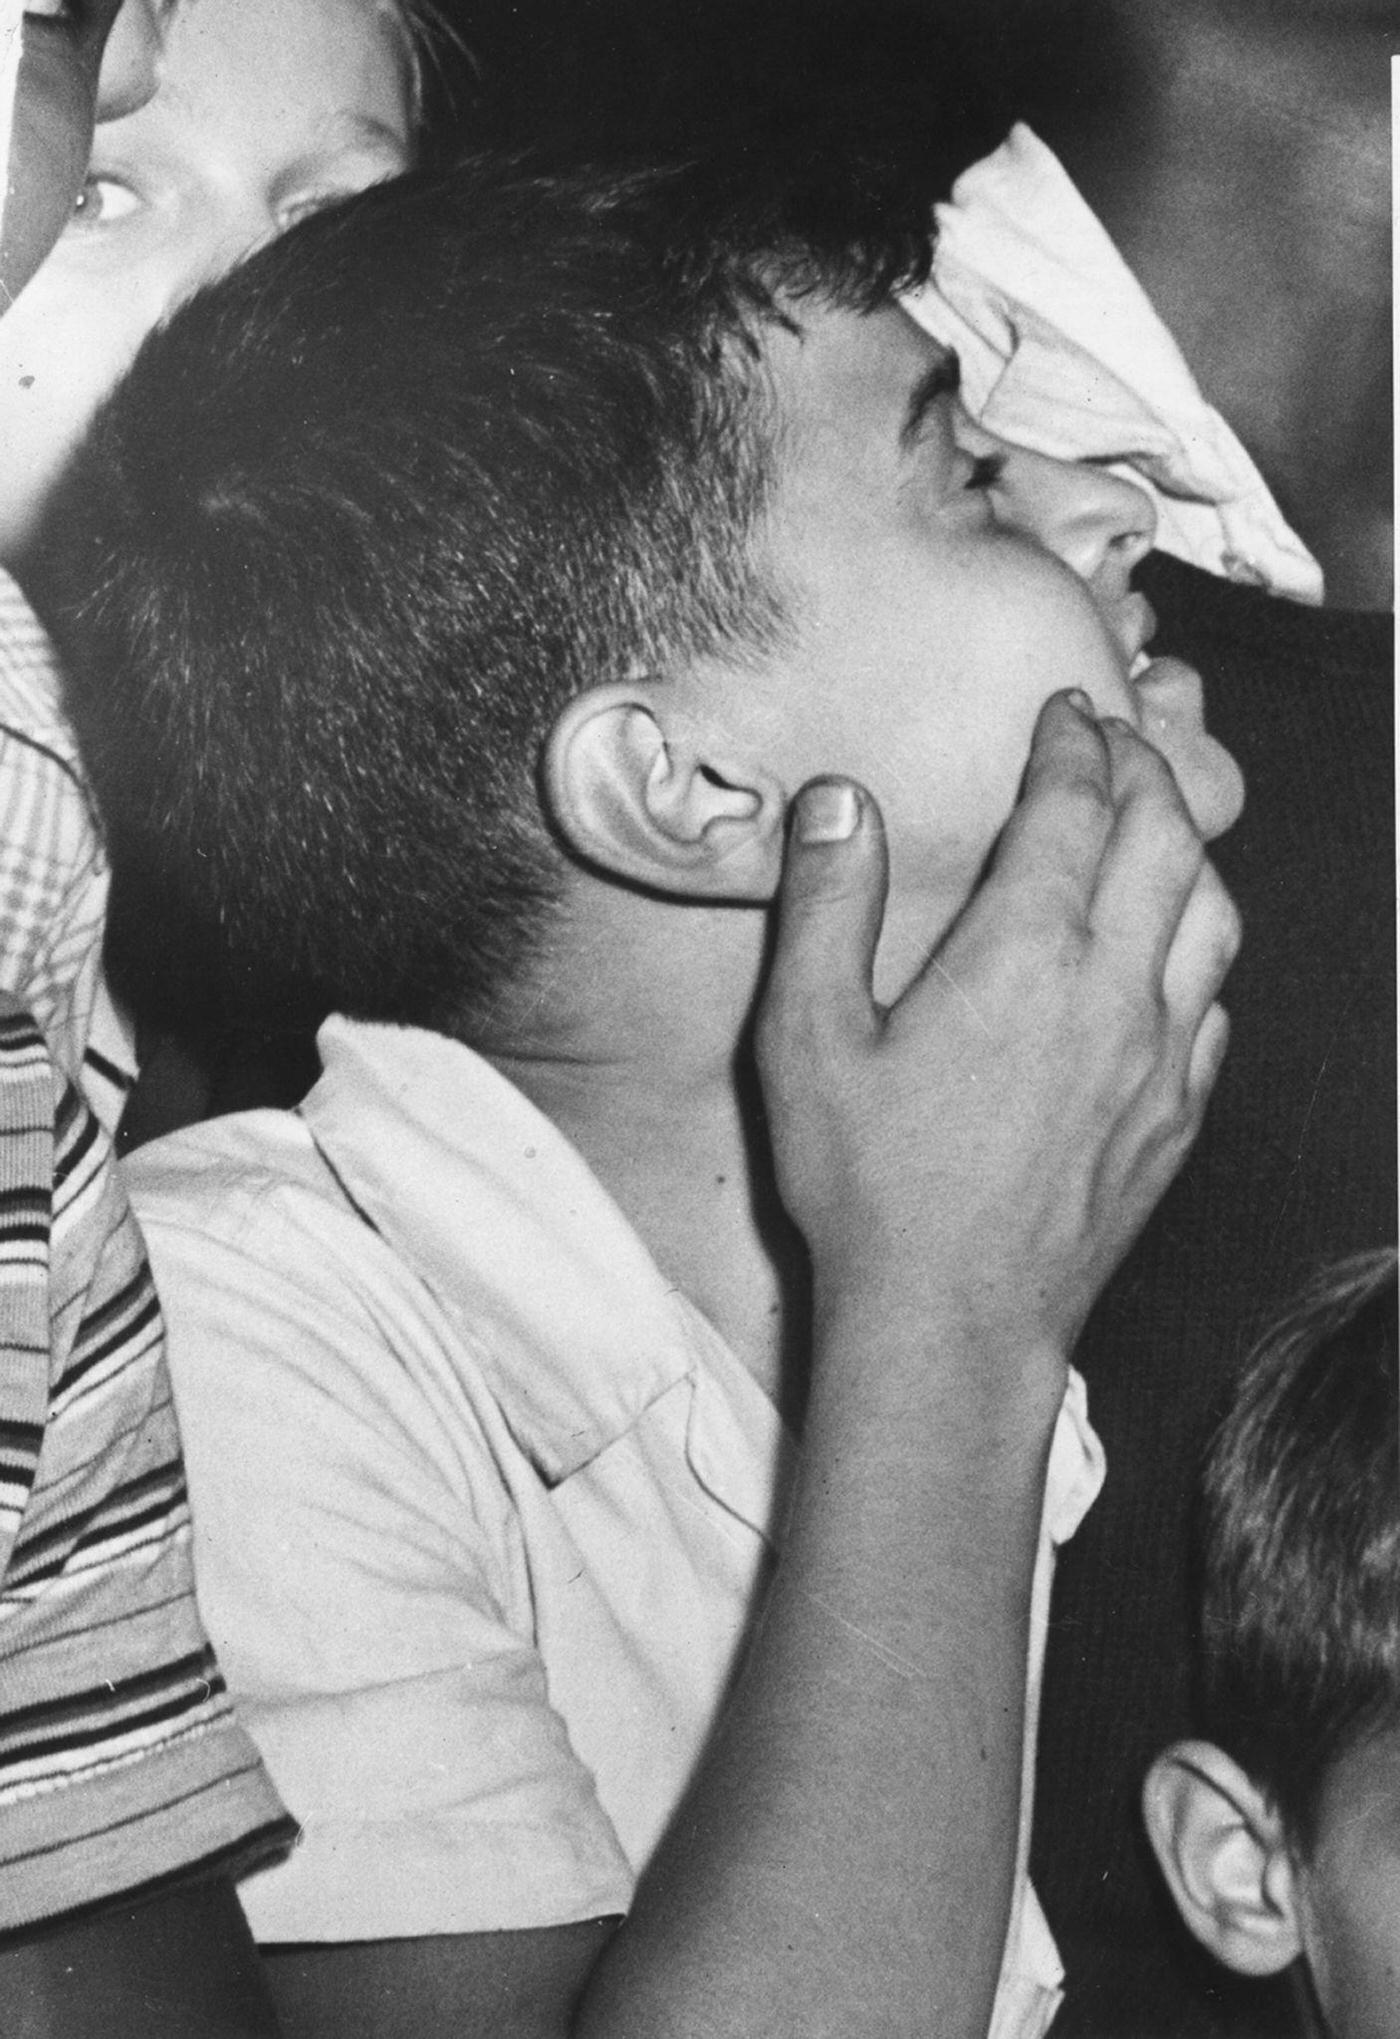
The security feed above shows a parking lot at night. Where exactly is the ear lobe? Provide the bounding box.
[1143,1741,1303,1979]
[544,684,785,899]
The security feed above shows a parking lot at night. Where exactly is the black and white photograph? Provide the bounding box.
[0,4,1394,2035]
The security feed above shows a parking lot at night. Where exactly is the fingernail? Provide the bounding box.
[796,781,859,843]
[1065,689,1093,713]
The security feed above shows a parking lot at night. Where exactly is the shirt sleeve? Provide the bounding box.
[0,582,137,1126]
[0,1005,293,1935]
[132,1142,635,1945]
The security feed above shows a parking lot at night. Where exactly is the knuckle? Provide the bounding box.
[1119,731,1195,825]
[1056,768,1115,827]
[1144,795,1205,881]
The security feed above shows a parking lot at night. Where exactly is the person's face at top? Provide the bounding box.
[1,1,163,303]
[0,0,414,566]
[676,301,1245,999]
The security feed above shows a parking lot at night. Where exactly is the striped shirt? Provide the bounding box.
[0,1002,292,1932]
[0,571,136,1132]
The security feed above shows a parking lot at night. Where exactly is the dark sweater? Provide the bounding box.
[1031,555,1396,2037]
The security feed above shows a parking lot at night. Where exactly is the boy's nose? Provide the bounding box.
[996,441,1157,601]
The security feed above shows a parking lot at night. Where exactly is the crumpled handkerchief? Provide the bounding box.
[902,123,1323,605]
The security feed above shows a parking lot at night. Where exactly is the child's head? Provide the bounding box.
[47,150,1242,1037]
[0,0,437,566]
[1145,1252,1400,2039]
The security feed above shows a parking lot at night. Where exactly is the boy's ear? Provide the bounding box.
[1143,1741,1304,1979]
[543,684,786,899]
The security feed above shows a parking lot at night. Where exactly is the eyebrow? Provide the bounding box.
[899,349,961,450]
[315,111,412,154]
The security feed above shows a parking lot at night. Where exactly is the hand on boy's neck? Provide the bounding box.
[479,703,1238,1430]
[481,688,978,1413]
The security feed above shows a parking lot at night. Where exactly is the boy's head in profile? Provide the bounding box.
[47,152,1243,1053]
[1144,1253,1400,2039]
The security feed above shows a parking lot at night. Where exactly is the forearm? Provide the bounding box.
[0,1882,281,2039]
[578,1282,1062,2039]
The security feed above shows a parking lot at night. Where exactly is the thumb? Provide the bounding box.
[759,779,888,1062]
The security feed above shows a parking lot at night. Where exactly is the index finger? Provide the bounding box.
[1090,720,1210,982]
[982,690,1114,923]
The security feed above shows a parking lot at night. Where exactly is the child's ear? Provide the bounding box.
[543,684,786,899]
[1143,1741,1304,1979]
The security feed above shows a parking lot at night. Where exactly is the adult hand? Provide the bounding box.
[757,689,1240,1369]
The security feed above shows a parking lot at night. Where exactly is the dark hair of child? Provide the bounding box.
[1195,1250,1399,1854]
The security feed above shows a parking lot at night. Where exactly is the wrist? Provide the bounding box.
[808,1270,1072,1450]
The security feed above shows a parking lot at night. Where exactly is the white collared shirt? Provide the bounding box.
[131,1016,1103,2038]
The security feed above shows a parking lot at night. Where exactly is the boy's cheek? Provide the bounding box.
[1298,1737,1400,2039]
[1300,1870,1400,2039]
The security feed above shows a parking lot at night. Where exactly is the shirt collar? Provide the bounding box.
[299,1016,697,1484]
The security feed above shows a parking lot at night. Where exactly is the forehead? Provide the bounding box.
[764,299,946,450]
[746,300,961,598]
[149,0,411,136]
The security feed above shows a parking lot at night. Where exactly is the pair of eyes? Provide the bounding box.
[67,172,362,234]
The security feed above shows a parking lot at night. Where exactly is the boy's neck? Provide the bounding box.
[478,888,810,1421]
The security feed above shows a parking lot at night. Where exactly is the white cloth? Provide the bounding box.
[903,124,1323,605]
[131,1016,1105,2039]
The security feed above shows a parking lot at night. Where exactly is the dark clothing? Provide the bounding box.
[1032,556,1396,2037]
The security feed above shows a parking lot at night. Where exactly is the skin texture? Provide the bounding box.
[1294,1728,1400,2039]
[3,1880,281,2038]
[0,0,414,563]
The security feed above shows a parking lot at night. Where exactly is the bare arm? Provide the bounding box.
[267,696,1239,2039]
[1,1880,281,2038]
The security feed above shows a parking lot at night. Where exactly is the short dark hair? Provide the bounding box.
[1195,1250,1400,1853]
[46,149,934,1034]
